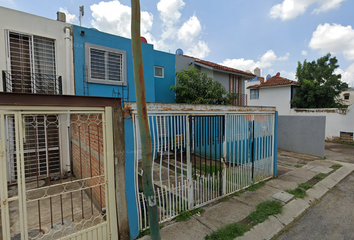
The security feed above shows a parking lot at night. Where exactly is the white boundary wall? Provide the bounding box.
[290,104,354,140]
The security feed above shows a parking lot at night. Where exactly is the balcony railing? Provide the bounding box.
[233,93,247,106]
[2,71,62,94]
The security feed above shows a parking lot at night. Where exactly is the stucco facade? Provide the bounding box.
[0,6,74,94]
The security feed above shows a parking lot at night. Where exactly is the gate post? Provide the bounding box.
[186,116,194,209]
[222,115,227,196]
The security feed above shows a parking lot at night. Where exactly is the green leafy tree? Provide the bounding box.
[291,53,346,108]
[170,67,237,105]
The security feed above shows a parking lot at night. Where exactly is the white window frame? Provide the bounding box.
[250,89,259,99]
[85,43,127,86]
[154,66,164,78]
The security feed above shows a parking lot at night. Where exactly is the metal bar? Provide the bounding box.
[251,120,255,182]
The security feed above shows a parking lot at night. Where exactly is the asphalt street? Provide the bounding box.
[276,171,354,240]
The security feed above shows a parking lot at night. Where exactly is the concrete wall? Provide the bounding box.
[0,7,73,94]
[73,25,175,103]
[213,71,229,92]
[290,105,354,141]
[278,116,326,157]
[175,55,195,73]
[247,85,292,115]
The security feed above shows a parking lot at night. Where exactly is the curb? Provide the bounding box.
[236,161,354,240]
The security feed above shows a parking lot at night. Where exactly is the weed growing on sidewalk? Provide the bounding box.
[205,200,282,240]
[205,222,250,240]
[330,164,342,170]
[247,181,265,191]
[286,183,312,198]
[247,200,282,225]
[175,208,205,222]
[286,187,306,198]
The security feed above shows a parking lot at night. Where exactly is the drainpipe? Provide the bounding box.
[64,26,72,95]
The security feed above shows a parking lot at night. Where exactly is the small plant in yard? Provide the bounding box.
[247,200,282,225]
[174,208,205,222]
[295,165,302,168]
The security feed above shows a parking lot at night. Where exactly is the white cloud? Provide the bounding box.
[336,63,354,87]
[279,70,296,80]
[90,1,153,39]
[185,40,210,59]
[309,23,354,60]
[301,50,308,56]
[270,0,347,20]
[59,7,77,24]
[89,0,210,58]
[178,15,201,45]
[157,0,185,24]
[221,50,290,76]
[221,50,289,71]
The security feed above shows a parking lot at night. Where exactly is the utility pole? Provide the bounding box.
[131,1,161,239]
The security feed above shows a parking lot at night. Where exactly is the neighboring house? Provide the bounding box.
[246,73,300,115]
[0,7,74,183]
[72,25,176,103]
[176,54,256,106]
[340,87,354,106]
[0,7,74,95]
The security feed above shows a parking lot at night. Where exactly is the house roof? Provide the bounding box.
[183,55,256,77]
[247,75,300,89]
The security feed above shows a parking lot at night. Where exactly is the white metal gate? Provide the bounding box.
[127,102,276,231]
[0,107,117,240]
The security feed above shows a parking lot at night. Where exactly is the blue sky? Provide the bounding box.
[1,0,353,86]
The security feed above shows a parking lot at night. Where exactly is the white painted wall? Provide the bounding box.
[246,82,292,115]
[0,7,73,94]
[340,89,354,106]
[290,106,354,140]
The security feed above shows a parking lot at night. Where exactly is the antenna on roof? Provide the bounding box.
[79,5,84,26]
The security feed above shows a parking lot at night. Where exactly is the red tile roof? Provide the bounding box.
[247,75,300,89]
[184,55,256,77]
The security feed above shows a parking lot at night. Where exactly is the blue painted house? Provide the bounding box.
[73,25,175,103]
[72,25,176,239]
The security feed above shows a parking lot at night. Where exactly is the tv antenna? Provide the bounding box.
[79,5,84,26]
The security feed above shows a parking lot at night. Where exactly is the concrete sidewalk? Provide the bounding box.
[139,149,354,240]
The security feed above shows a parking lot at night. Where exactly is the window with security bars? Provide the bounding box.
[85,43,127,85]
[6,31,58,94]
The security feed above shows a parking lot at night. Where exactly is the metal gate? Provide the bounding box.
[0,107,118,240]
[128,102,276,232]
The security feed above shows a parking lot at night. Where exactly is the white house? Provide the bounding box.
[340,87,354,106]
[0,6,74,95]
[0,7,74,182]
[246,73,300,115]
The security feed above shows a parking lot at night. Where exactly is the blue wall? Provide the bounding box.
[72,25,176,103]
[72,25,176,239]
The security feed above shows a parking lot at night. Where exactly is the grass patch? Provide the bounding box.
[247,200,282,225]
[194,164,222,175]
[174,208,205,222]
[298,183,312,190]
[313,173,329,181]
[295,165,302,168]
[330,164,342,170]
[246,181,265,191]
[232,189,245,197]
[205,222,250,240]
[286,187,306,199]
[286,183,312,199]
[206,200,282,240]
